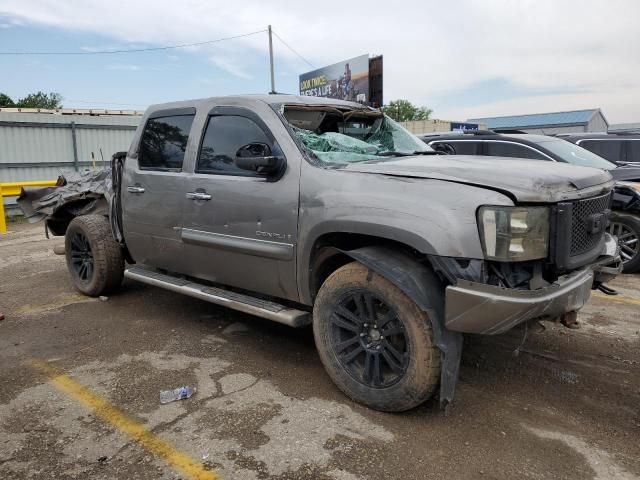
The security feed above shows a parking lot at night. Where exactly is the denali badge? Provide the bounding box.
[256,231,291,241]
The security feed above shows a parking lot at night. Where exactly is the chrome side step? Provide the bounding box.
[124,267,311,328]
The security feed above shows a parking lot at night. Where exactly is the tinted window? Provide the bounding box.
[625,140,640,162]
[431,140,480,155]
[485,141,549,160]
[196,115,274,175]
[138,115,194,170]
[536,139,615,170]
[579,140,623,162]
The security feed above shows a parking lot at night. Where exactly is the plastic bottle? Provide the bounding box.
[160,386,196,404]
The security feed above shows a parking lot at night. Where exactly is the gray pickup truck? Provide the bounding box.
[37,95,622,412]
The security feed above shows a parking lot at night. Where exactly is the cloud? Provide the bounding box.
[0,0,638,121]
[209,56,252,80]
[107,63,141,71]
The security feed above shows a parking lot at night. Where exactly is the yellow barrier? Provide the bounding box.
[0,180,58,234]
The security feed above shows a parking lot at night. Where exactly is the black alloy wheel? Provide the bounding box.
[330,291,409,388]
[69,231,94,283]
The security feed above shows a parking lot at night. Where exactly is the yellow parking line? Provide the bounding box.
[592,292,640,306]
[31,361,219,480]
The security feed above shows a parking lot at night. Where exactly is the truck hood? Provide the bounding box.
[342,155,614,202]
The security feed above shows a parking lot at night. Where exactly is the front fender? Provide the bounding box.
[339,245,463,409]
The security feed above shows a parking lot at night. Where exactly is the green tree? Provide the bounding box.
[15,91,63,109]
[0,93,15,107]
[381,99,433,122]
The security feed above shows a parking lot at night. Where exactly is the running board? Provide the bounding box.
[124,267,311,328]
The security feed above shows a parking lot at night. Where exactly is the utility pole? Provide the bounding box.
[268,25,276,94]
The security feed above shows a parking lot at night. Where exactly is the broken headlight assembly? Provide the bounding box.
[478,206,550,261]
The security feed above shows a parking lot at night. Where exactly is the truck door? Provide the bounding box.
[122,109,196,273]
[180,105,300,301]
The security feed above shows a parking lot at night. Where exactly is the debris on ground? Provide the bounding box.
[99,296,109,302]
[159,385,197,404]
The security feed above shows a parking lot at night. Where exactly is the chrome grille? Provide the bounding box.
[569,192,612,257]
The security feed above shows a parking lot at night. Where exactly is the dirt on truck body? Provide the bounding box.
[19,94,622,412]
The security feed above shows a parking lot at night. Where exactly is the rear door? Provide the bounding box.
[122,109,195,273]
[624,139,640,163]
[180,104,300,301]
[577,139,625,164]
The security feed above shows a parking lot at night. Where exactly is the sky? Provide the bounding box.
[1,0,639,123]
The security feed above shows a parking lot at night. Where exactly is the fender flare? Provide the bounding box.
[338,245,463,408]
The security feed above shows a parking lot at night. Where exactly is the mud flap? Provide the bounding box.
[339,246,463,408]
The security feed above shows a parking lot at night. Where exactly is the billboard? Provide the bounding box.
[299,54,370,104]
[450,122,479,132]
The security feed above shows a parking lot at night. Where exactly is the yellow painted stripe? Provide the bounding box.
[592,292,640,306]
[31,361,219,480]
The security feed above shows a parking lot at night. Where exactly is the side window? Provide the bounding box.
[579,140,623,162]
[196,115,275,175]
[432,140,480,155]
[625,140,640,162]
[138,115,195,170]
[485,142,548,160]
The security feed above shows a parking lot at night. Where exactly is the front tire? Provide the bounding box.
[313,262,441,412]
[65,215,124,296]
[609,212,640,273]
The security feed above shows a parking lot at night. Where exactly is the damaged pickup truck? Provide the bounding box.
[20,95,622,412]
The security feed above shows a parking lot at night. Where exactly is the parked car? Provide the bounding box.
[20,96,621,412]
[558,132,640,167]
[421,131,640,272]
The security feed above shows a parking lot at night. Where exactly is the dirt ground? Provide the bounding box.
[1,222,639,480]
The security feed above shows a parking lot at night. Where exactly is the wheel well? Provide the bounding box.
[45,198,109,236]
[309,233,427,300]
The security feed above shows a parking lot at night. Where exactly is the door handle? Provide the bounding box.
[127,186,145,194]
[186,191,212,201]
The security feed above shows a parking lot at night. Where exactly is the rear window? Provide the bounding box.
[579,139,623,163]
[138,115,195,170]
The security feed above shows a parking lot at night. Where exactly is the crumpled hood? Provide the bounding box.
[342,155,614,202]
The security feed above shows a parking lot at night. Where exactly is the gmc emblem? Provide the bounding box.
[586,212,606,235]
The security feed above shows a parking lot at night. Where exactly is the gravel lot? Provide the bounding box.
[1,222,639,480]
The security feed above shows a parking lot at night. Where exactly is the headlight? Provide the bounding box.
[478,206,549,261]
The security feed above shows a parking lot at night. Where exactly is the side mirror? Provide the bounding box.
[234,143,284,175]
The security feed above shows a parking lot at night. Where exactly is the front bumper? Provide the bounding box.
[444,234,621,335]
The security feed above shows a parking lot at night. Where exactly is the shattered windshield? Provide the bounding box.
[280,105,435,165]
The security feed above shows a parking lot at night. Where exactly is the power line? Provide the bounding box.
[271,30,315,68]
[0,29,267,55]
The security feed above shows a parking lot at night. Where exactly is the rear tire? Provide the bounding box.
[609,212,640,273]
[65,215,124,296]
[313,262,441,412]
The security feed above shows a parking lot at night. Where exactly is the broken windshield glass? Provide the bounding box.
[286,109,434,165]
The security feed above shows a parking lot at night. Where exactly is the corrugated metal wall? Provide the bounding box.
[0,112,141,183]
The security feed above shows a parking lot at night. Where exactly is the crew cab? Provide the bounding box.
[25,95,622,412]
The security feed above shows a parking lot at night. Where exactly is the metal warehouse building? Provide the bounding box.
[0,108,142,213]
[467,109,609,134]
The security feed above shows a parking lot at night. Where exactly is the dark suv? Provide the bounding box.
[559,132,640,166]
[421,131,640,272]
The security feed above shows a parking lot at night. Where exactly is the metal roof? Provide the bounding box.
[467,109,602,129]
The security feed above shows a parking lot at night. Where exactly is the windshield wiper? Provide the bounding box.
[411,150,439,156]
[376,150,439,157]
